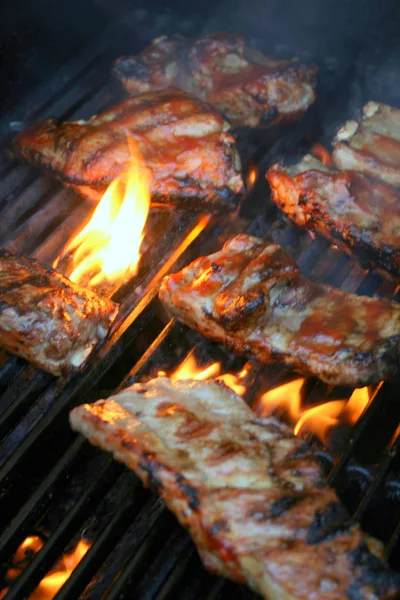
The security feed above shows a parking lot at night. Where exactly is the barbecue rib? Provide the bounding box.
[12,90,243,211]
[0,249,118,376]
[159,234,400,386]
[70,377,400,600]
[267,154,400,280]
[333,101,400,187]
[113,33,317,128]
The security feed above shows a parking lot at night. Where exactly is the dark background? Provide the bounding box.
[0,0,399,115]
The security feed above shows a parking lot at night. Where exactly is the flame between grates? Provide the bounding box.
[0,12,400,600]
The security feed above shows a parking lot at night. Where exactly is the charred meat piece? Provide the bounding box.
[333,101,400,187]
[159,234,400,386]
[12,90,243,211]
[0,249,118,376]
[267,154,400,280]
[113,33,317,128]
[70,377,400,600]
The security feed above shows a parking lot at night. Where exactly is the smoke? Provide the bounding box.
[1,0,399,128]
[200,0,400,140]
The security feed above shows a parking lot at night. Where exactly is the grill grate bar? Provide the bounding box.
[132,529,192,600]
[0,296,156,486]
[3,456,121,600]
[204,579,225,600]
[353,434,400,521]
[328,383,388,484]
[4,189,83,257]
[0,369,53,439]
[0,210,217,463]
[32,196,97,264]
[0,174,53,229]
[100,500,170,600]
[53,477,144,600]
[0,436,85,559]
[385,509,400,559]
[153,546,198,600]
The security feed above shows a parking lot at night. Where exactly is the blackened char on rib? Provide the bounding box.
[0,248,118,375]
[159,234,400,386]
[267,154,400,281]
[70,377,400,600]
[113,32,317,128]
[12,89,244,212]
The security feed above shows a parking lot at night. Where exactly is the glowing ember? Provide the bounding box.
[257,380,371,445]
[247,168,257,188]
[55,138,151,288]
[312,143,333,166]
[1,537,90,600]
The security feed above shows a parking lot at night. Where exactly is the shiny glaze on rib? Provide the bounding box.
[0,248,117,375]
[70,377,400,599]
[333,102,400,187]
[113,32,317,128]
[13,89,243,211]
[267,155,400,280]
[159,234,400,386]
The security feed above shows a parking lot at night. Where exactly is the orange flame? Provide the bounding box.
[168,354,222,382]
[342,386,370,424]
[257,378,305,420]
[216,368,247,396]
[294,400,346,437]
[32,540,90,599]
[257,380,371,445]
[160,355,248,395]
[312,143,333,166]
[55,139,151,288]
[1,537,90,600]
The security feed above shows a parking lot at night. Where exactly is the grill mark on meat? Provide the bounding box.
[333,102,400,187]
[156,401,215,439]
[267,155,400,281]
[12,89,243,211]
[0,249,117,375]
[207,519,230,535]
[347,542,400,600]
[270,495,304,518]
[113,32,317,128]
[216,289,266,331]
[176,473,201,510]
[70,378,400,600]
[159,234,400,386]
[307,502,354,544]
[138,455,164,493]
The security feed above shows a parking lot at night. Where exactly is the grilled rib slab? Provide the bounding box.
[0,249,118,375]
[12,89,243,211]
[333,101,400,187]
[70,377,400,599]
[159,234,400,386]
[113,33,317,128]
[267,154,400,280]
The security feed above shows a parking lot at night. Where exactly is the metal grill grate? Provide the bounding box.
[0,12,399,600]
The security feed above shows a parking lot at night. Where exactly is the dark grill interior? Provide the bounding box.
[1,7,400,599]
